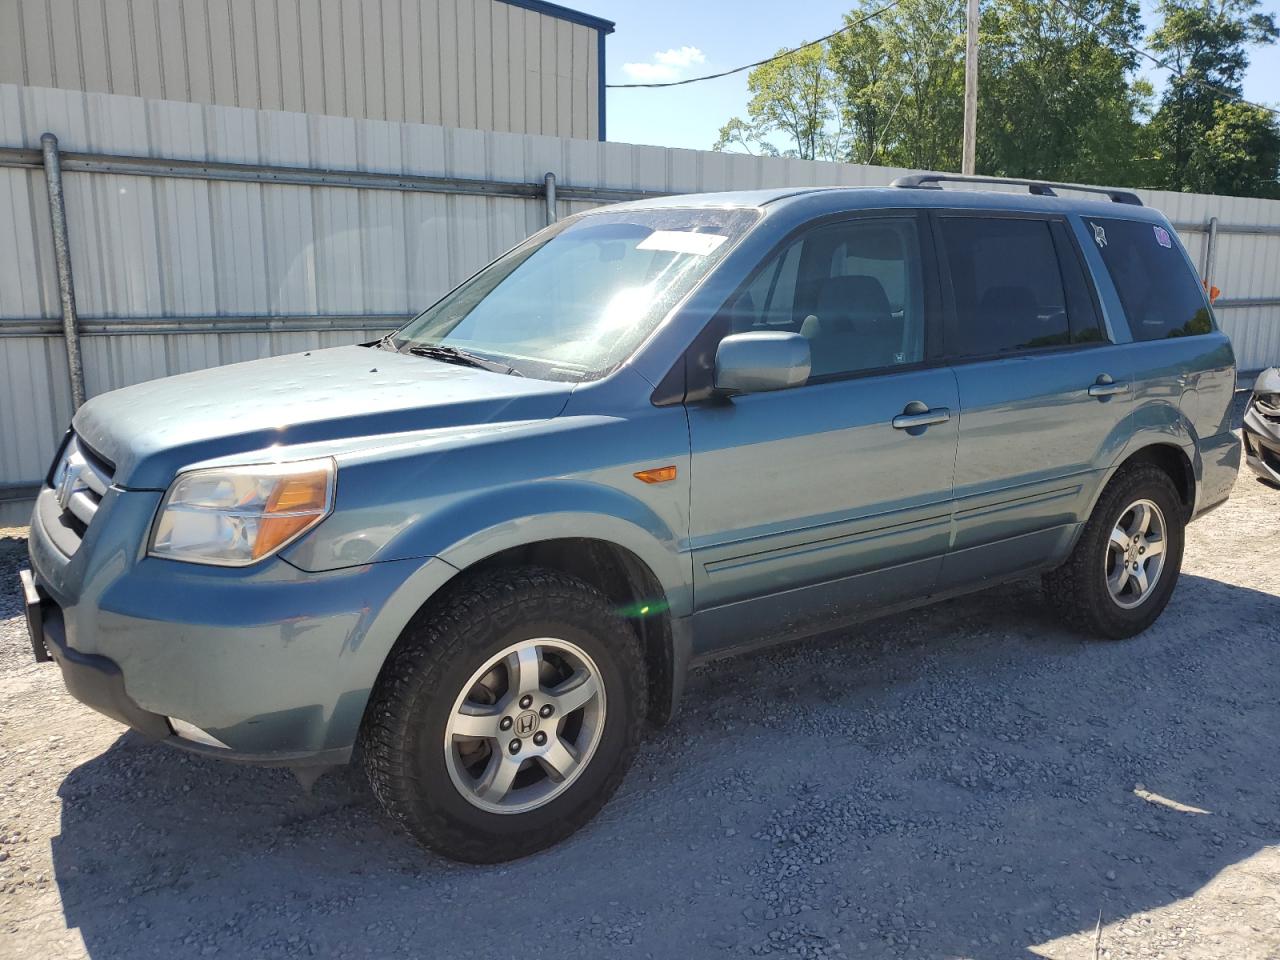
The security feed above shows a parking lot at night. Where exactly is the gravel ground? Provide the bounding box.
[1,449,1277,959]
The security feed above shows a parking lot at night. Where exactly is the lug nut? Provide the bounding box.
[508,739,521,755]
[533,732,547,746]
[539,704,554,718]
[519,694,534,709]
[499,716,513,731]
[1138,546,1146,554]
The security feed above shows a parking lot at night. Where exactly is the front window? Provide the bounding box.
[393,207,760,380]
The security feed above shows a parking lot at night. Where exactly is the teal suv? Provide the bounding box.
[21,175,1239,861]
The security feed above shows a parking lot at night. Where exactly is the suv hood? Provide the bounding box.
[73,345,573,488]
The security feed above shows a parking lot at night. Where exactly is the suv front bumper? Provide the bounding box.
[22,568,170,739]
[1242,401,1280,486]
[25,485,450,765]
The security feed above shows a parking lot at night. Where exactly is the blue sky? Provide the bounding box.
[589,0,1280,153]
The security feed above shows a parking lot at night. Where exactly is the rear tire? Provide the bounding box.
[360,567,646,863]
[1042,464,1185,640]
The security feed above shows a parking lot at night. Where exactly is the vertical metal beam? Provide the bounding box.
[544,171,558,225]
[1204,216,1219,288]
[40,132,86,410]
[597,28,608,141]
[962,0,979,175]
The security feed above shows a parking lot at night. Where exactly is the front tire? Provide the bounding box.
[360,567,646,863]
[1042,464,1186,640]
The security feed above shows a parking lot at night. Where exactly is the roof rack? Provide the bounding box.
[889,173,1143,207]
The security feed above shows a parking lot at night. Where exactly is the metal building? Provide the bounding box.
[0,0,614,140]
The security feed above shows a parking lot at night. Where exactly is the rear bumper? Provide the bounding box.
[1192,429,1241,518]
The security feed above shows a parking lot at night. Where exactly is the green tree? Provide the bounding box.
[713,43,845,160]
[829,0,967,170]
[1147,0,1279,193]
[977,0,1152,185]
[827,11,896,165]
[1190,100,1280,196]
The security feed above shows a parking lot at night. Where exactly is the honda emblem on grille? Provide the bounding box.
[56,456,85,513]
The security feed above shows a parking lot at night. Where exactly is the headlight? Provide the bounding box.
[149,458,335,566]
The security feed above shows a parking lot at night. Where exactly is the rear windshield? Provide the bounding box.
[394,207,759,381]
[1084,217,1213,340]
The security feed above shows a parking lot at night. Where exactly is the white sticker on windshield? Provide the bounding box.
[636,231,728,256]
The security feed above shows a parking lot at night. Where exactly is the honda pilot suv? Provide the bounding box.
[21,175,1240,862]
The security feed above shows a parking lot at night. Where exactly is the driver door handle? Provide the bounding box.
[1088,374,1130,398]
[892,402,951,430]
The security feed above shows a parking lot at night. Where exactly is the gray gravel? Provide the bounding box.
[1,457,1278,960]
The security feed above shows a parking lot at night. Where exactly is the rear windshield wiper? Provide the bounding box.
[402,343,522,376]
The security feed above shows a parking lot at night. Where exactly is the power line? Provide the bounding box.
[1049,0,1280,117]
[605,0,904,89]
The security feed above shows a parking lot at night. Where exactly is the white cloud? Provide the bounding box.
[621,46,707,83]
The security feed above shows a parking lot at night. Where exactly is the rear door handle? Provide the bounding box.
[1088,375,1130,398]
[892,402,951,430]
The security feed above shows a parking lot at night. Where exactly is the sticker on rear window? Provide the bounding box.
[1153,225,1172,248]
[637,231,728,256]
[1092,223,1107,248]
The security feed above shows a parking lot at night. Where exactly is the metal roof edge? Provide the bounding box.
[496,0,615,33]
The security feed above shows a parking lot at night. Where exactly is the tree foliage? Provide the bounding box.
[713,43,844,160]
[1147,0,1280,194]
[829,0,967,170]
[712,0,1280,198]
[978,0,1150,185]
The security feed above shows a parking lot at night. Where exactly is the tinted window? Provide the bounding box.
[1084,217,1213,340]
[727,218,926,378]
[941,217,1100,357]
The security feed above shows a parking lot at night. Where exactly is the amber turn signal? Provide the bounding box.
[633,465,677,484]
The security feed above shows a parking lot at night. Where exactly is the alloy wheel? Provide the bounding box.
[443,637,606,815]
[1105,498,1168,609]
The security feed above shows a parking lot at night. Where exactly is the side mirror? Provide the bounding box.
[714,332,811,394]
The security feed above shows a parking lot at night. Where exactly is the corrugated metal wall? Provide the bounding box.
[0,0,602,139]
[3,81,1280,523]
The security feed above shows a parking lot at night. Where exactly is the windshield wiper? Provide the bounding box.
[403,343,522,376]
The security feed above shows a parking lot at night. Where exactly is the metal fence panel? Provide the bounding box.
[3,81,1280,522]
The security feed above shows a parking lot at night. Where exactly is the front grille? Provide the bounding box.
[1255,395,1280,422]
[50,433,115,535]
[1261,441,1280,473]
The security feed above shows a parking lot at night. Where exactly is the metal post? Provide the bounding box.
[544,171,557,225]
[1204,216,1219,288]
[40,132,86,410]
[962,0,979,176]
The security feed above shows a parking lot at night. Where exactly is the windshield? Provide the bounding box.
[393,207,760,380]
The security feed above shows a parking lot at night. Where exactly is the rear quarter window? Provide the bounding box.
[1084,217,1213,340]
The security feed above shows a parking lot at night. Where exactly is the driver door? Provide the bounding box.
[684,213,960,656]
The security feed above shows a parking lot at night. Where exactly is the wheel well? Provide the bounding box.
[1118,444,1195,518]
[469,538,677,725]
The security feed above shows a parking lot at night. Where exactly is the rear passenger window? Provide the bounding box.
[725,218,927,378]
[941,217,1101,357]
[1084,217,1213,340]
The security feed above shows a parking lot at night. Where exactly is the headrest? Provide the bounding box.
[814,275,892,333]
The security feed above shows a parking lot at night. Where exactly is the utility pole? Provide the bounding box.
[962,0,979,175]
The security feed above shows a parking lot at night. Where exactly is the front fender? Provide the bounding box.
[415,481,691,618]
[315,481,692,750]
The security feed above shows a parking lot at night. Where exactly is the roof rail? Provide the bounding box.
[889,173,1143,207]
